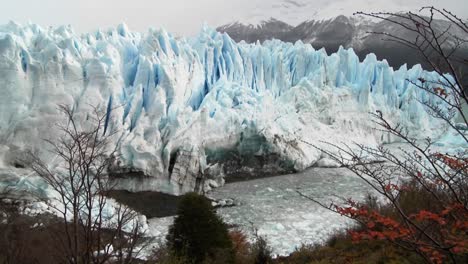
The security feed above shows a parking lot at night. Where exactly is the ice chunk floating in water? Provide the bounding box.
[0,22,461,194]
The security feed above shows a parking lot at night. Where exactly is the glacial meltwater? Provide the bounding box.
[148,167,377,256]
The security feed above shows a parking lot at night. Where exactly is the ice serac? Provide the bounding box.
[0,22,458,195]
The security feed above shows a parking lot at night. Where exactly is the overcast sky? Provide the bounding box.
[0,0,467,36]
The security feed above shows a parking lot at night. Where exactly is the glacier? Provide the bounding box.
[0,22,460,195]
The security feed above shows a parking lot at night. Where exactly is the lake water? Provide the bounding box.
[148,167,377,256]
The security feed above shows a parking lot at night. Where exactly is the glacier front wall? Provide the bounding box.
[0,22,454,194]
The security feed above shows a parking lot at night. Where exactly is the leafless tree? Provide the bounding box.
[299,7,467,263]
[29,105,148,264]
[355,7,468,134]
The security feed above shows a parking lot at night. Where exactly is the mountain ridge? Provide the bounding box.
[217,15,468,85]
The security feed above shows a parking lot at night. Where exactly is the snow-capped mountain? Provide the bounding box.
[227,0,441,27]
[0,22,459,196]
[218,15,468,85]
[218,16,371,51]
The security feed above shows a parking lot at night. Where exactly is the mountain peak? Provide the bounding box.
[225,0,438,27]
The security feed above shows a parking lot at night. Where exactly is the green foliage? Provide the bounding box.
[166,192,234,264]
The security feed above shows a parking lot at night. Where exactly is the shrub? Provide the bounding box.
[229,230,251,264]
[251,235,272,264]
[166,192,234,263]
